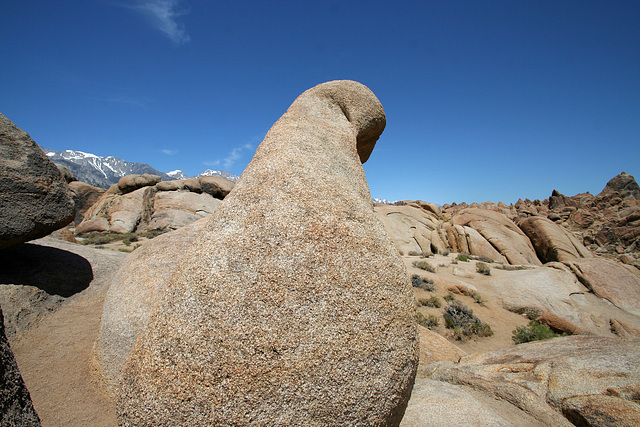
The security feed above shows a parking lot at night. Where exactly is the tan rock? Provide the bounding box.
[562,394,640,427]
[452,208,541,265]
[198,175,235,199]
[68,181,106,224]
[117,173,160,194]
[564,257,640,316]
[535,311,585,335]
[375,205,439,255]
[427,336,640,426]
[119,81,417,426]
[610,318,640,338]
[417,325,465,372]
[519,216,592,263]
[97,217,210,393]
[145,191,221,231]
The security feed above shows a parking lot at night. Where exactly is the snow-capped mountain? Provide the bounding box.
[197,169,239,182]
[167,169,189,180]
[43,149,175,188]
[44,149,239,188]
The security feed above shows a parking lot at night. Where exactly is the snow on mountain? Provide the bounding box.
[43,149,238,188]
[197,169,239,182]
[167,169,189,179]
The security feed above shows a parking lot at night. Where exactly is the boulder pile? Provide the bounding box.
[75,174,234,235]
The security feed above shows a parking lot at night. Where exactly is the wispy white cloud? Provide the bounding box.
[204,143,254,171]
[129,0,190,45]
[162,148,178,155]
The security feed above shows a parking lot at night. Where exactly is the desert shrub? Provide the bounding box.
[408,251,422,257]
[418,296,442,308]
[470,255,494,263]
[411,275,435,292]
[456,253,469,262]
[417,312,440,328]
[476,262,491,276]
[413,260,436,273]
[443,301,493,340]
[79,232,124,245]
[512,321,562,344]
[509,306,542,321]
[471,291,486,305]
[443,292,457,303]
[137,229,167,239]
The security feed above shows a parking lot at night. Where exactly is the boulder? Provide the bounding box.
[55,163,75,183]
[416,326,465,373]
[68,181,106,224]
[374,205,440,255]
[0,305,41,426]
[564,257,640,316]
[426,336,640,426]
[144,191,222,232]
[198,175,235,199]
[562,394,640,426]
[401,378,542,427]
[97,217,210,392]
[451,208,541,265]
[598,171,640,199]
[119,81,417,426]
[0,113,75,249]
[117,173,160,194]
[518,216,592,263]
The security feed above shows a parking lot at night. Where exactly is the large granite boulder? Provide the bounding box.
[0,305,41,426]
[0,113,75,249]
[519,216,592,263]
[118,81,418,425]
[96,217,210,392]
[598,171,640,199]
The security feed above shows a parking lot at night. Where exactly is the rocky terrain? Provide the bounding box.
[1,80,640,427]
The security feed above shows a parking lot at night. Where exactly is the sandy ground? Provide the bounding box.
[8,238,127,427]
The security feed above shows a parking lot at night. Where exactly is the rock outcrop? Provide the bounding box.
[423,336,640,426]
[0,305,41,426]
[118,81,418,425]
[0,113,75,249]
[518,216,592,263]
[75,174,232,235]
[68,181,106,224]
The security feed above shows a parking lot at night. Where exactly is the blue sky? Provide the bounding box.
[2,1,638,204]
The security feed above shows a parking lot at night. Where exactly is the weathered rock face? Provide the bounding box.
[424,336,640,426]
[564,257,640,316]
[519,216,592,263]
[0,305,41,426]
[0,113,75,249]
[599,171,640,199]
[96,217,210,393]
[452,208,541,265]
[75,174,231,235]
[67,181,106,224]
[119,81,417,425]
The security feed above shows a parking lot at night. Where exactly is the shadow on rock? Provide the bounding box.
[0,243,93,297]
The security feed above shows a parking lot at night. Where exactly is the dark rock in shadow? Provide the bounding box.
[0,243,93,297]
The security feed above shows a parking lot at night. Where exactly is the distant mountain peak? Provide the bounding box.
[198,169,239,182]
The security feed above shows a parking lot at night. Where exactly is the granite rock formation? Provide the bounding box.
[118,80,418,426]
[424,336,640,426]
[75,174,232,235]
[96,217,210,393]
[0,113,75,249]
